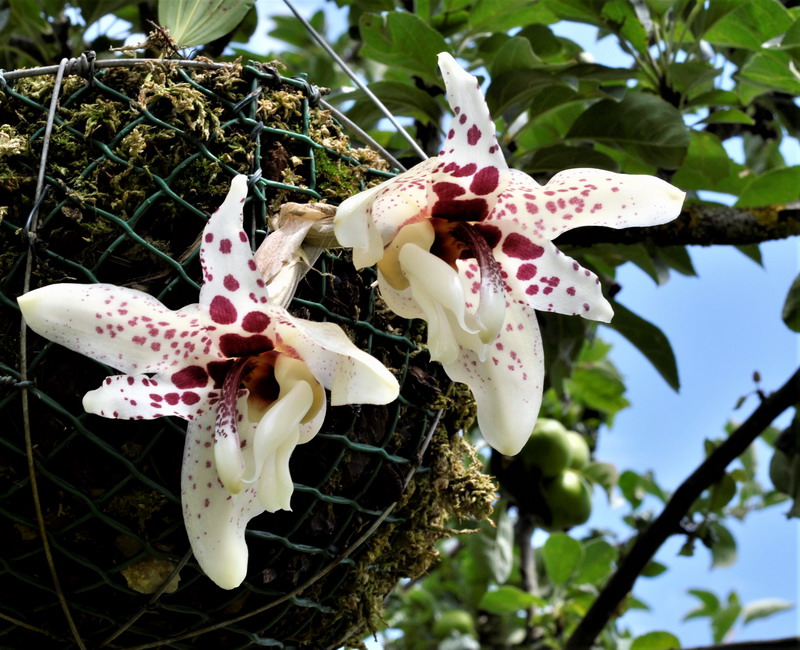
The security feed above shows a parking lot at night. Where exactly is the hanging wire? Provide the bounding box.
[18,58,88,650]
[281,0,429,162]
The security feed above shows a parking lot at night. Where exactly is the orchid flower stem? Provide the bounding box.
[19,57,87,650]
[565,365,800,649]
[281,0,428,162]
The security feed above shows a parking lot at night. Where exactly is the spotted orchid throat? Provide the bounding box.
[334,52,685,457]
[18,175,399,590]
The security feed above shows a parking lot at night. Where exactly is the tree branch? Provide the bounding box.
[680,637,800,650]
[555,205,800,248]
[564,367,800,650]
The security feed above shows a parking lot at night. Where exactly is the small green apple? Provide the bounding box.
[541,469,593,531]
[521,419,572,477]
[565,431,590,470]
[433,609,477,639]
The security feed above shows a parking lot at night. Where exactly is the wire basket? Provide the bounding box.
[0,56,495,649]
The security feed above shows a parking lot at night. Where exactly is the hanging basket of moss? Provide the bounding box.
[0,57,495,649]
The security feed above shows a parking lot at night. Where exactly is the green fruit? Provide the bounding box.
[541,469,593,531]
[433,609,477,639]
[770,449,793,494]
[522,419,572,476]
[565,431,590,470]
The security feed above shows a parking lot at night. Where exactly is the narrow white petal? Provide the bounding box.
[444,299,544,456]
[491,168,685,240]
[252,380,315,513]
[18,283,212,374]
[82,372,211,421]
[271,310,399,406]
[437,53,506,170]
[182,412,262,590]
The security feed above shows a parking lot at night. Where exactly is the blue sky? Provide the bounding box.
[254,1,800,645]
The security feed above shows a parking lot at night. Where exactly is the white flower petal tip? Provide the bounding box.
[333,55,684,457]
[20,174,401,588]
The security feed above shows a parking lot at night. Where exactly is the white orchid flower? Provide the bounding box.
[18,175,399,590]
[334,53,685,457]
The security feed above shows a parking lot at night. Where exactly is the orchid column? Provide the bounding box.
[334,53,685,457]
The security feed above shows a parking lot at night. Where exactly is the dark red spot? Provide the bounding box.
[182,392,201,405]
[164,393,180,405]
[151,342,161,351]
[447,129,455,139]
[444,162,477,178]
[567,287,576,296]
[172,365,209,389]
[223,274,240,291]
[502,233,545,260]
[218,333,273,358]
[516,264,537,281]
[239,231,248,242]
[459,114,467,124]
[132,335,146,345]
[242,311,270,333]
[205,233,213,242]
[526,285,539,295]
[467,124,481,145]
[470,166,499,195]
[472,224,502,249]
[209,295,237,324]
[219,239,232,254]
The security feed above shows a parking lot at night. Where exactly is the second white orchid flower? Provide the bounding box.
[18,175,399,590]
[334,53,685,457]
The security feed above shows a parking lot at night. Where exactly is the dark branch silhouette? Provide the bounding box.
[555,205,800,248]
[565,367,800,649]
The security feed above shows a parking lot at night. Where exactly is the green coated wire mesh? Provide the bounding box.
[0,59,495,649]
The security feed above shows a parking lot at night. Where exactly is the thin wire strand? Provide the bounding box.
[281,0,429,162]
[19,58,88,650]
[321,99,406,171]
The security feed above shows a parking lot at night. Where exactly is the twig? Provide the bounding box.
[555,205,800,248]
[680,637,800,650]
[565,366,800,649]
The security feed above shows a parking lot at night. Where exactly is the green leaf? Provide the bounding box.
[701,108,755,125]
[641,560,668,578]
[469,0,558,33]
[708,473,737,512]
[566,93,689,169]
[741,598,794,624]
[712,591,742,643]
[486,69,563,117]
[630,630,681,650]
[542,533,584,585]
[668,131,743,194]
[782,273,800,332]
[583,462,619,500]
[735,167,800,208]
[739,50,800,97]
[478,585,541,614]
[159,0,257,48]
[574,538,617,585]
[520,144,619,174]
[602,0,651,57]
[490,37,540,78]
[709,522,737,568]
[735,243,763,266]
[567,362,630,415]
[684,588,720,620]
[619,470,645,508]
[702,0,793,49]
[605,301,680,391]
[344,80,443,126]
[358,12,448,85]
